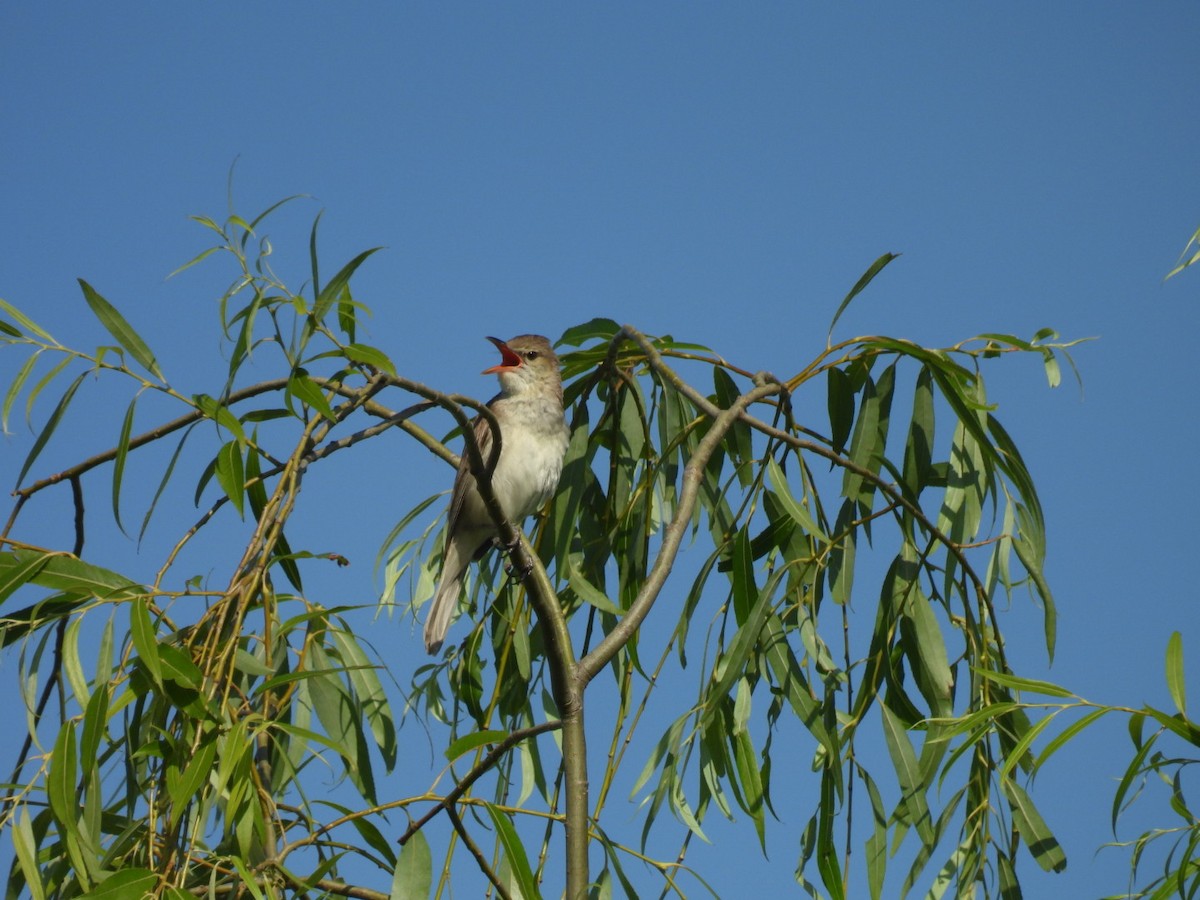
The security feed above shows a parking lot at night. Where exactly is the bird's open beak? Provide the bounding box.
[482,336,523,374]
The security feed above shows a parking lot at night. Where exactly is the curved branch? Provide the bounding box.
[397,720,563,846]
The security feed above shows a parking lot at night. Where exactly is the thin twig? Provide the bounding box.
[397,720,563,846]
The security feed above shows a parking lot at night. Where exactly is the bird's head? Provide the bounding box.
[483,334,561,397]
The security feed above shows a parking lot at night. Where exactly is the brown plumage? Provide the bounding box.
[423,335,569,654]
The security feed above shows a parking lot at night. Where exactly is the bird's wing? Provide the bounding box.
[444,400,501,559]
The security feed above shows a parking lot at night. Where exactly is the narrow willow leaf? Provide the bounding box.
[139,422,196,543]
[330,628,397,768]
[1032,707,1109,773]
[730,525,757,626]
[129,597,162,686]
[15,371,85,489]
[12,808,46,900]
[192,393,246,442]
[829,500,856,606]
[827,366,854,456]
[1002,777,1067,873]
[444,730,509,762]
[78,280,163,380]
[765,456,829,542]
[880,702,935,845]
[80,680,110,766]
[732,729,766,850]
[1166,631,1186,715]
[842,376,880,506]
[858,766,888,900]
[900,592,954,718]
[63,616,90,704]
[485,802,542,900]
[972,667,1074,699]
[111,394,137,534]
[760,615,836,758]
[305,640,376,803]
[0,548,50,603]
[312,248,381,325]
[816,766,846,900]
[345,342,397,376]
[392,830,432,900]
[168,735,217,827]
[0,297,55,342]
[902,365,935,498]
[2,348,42,435]
[558,317,621,347]
[214,439,246,518]
[826,252,899,345]
[0,548,142,601]
[48,723,79,842]
[287,368,336,421]
[568,564,622,615]
[79,870,160,899]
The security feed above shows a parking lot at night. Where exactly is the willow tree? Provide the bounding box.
[1,199,1083,899]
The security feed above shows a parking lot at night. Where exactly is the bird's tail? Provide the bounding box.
[424,530,484,654]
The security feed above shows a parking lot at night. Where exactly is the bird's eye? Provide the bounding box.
[525,350,539,360]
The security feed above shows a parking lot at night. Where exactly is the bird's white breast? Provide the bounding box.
[491,395,570,520]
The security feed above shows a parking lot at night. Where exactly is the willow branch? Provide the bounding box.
[447,804,513,900]
[397,720,563,847]
[576,373,782,686]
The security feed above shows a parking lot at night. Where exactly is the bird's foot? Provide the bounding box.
[498,536,533,582]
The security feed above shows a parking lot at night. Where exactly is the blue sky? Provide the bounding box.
[2,4,1199,897]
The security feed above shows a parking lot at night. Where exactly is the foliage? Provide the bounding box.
[4,195,1168,900]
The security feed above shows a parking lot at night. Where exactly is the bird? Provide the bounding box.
[423,334,570,654]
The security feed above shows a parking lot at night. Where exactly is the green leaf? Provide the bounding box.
[880,701,935,844]
[287,368,336,421]
[78,869,159,899]
[0,548,51,604]
[393,830,432,900]
[130,597,163,686]
[111,394,138,534]
[765,456,829,543]
[214,439,246,517]
[78,280,164,380]
[0,297,55,342]
[2,348,42,435]
[484,802,542,899]
[12,808,46,900]
[900,591,954,718]
[558,317,622,347]
[1003,777,1067,873]
[0,548,143,601]
[15,371,85,489]
[330,628,397,769]
[902,366,935,498]
[48,722,79,845]
[568,563,623,615]
[972,667,1075,699]
[192,393,247,442]
[345,342,397,376]
[445,729,508,762]
[826,366,854,455]
[826,252,899,345]
[730,525,757,626]
[312,248,381,326]
[732,729,766,850]
[1166,631,1186,715]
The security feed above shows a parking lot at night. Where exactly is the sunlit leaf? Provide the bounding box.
[485,802,542,899]
[78,280,164,380]
[1003,777,1067,873]
[15,371,85,489]
[393,830,432,900]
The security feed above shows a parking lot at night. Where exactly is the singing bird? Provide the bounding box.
[423,334,570,654]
